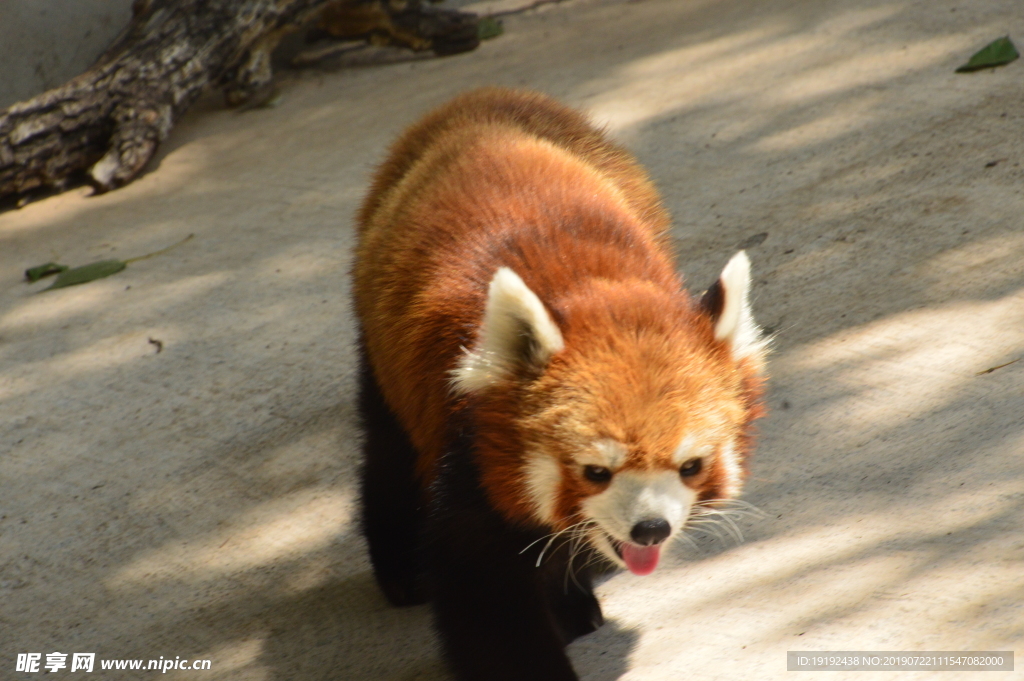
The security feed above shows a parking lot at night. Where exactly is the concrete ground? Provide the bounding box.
[2,0,1022,679]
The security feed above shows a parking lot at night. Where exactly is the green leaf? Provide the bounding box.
[25,262,69,283]
[478,17,504,41]
[956,36,1019,73]
[44,260,127,291]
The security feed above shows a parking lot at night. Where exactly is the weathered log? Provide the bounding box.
[315,0,480,55]
[0,0,479,203]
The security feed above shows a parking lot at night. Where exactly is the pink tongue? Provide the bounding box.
[620,543,661,576]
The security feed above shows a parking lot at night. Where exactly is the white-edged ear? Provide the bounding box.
[701,251,766,361]
[452,267,564,393]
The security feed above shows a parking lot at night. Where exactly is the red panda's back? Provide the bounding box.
[357,87,670,236]
[353,88,676,483]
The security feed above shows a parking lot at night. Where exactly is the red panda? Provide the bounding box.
[353,87,767,681]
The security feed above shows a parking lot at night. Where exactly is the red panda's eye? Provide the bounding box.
[679,458,703,477]
[583,465,612,483]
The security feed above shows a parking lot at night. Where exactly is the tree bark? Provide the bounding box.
[0,0,479,202]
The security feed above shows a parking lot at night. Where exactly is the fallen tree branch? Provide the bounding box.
[0,0,479,203]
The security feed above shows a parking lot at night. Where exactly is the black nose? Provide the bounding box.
[630,518,671,546]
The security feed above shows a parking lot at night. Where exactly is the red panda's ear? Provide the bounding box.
[700,251,767,363]
[452,267,564,393]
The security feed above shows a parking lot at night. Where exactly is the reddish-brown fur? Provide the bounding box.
[354,87,763,529]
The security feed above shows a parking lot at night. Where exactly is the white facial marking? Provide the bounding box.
[576,439,627,470]
[452,268,564,393]
[523,452,562,524]
[716,441,744,499]
[672,433,716,467]
[581,469,697,564]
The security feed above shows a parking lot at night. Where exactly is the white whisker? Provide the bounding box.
[563,522,596,592]
[693,498,765,519]
[679,497,764,550]
[520,516,594,569]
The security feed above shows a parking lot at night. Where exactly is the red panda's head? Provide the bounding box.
[452,252,767,575]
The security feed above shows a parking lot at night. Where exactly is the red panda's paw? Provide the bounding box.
[553,587,605,644]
